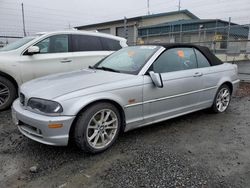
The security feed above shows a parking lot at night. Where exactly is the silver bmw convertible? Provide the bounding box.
[12,44,240,153]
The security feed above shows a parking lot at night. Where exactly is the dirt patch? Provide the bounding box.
[236,82,250,97]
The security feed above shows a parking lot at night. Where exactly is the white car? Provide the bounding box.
[0,31,127,110]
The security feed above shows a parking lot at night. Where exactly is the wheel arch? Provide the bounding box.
[0,71,19,92]
[68,98,126,142]
[220,81,233,94]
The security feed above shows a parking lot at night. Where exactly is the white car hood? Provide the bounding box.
[21,69,135,100]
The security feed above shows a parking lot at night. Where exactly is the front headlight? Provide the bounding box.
[27,98,63,115]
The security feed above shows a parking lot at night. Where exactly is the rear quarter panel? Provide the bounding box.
[201,63,238,105]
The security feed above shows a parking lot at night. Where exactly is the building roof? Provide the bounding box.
[75,9,198,29]
[139,9,198,20]
[139,19,237,29]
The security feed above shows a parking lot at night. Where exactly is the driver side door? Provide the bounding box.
[143,47,204,124]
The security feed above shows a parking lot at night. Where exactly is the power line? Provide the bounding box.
[0,0,249,36]
[1,1,249,22]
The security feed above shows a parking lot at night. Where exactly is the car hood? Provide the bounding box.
[0,49,18,56]
[21,69,136,100]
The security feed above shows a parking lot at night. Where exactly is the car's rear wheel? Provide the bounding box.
[211,84,231,113]
[0,76,17,111]
[74,102,121,154]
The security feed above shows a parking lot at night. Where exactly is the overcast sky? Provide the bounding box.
[0,0,250,38]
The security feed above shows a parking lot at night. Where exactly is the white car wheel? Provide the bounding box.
[0,76,17,111]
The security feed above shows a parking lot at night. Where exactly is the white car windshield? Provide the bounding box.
[0,36,35,52]
[94,46,160,75]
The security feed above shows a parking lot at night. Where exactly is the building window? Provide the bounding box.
[98,28,111,34]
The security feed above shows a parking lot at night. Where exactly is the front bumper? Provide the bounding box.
[12,100,75,146]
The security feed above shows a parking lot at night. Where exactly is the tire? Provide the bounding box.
[211,84,231,113]
[74,102,121,154]
[0,76,17,111]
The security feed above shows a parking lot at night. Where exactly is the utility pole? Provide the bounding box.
[147,0,150,15]
[213,19,218,53]
[178,0,181,11]
[226,17,231,62]
[21,3,27,37]
[123,17,128,40]
[247,23,250,54]
[198,24,204,44]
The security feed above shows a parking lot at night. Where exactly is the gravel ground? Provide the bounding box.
[0,83,250,188]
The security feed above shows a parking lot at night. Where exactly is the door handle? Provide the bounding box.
[60,58,72,63]
[193,72,203,77]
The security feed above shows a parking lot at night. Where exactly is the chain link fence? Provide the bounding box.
[1,20,250,64]
[137,23,250,63]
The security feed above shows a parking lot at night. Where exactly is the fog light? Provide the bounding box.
[48,124,63,128]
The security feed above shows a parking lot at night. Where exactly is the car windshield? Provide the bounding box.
[94,46,160,75]
[0,36,35,52]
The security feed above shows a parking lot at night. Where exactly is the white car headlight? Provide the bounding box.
[27,98,63,115]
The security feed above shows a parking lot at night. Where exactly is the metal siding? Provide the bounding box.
[116,26,135,45]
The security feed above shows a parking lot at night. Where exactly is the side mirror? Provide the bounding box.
[26,46,40,55]
[149,71,163,88]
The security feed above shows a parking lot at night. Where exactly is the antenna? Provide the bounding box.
[178,0,181,11]
[147,0,150,15]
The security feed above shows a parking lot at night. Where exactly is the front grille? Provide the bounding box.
[19,121,43,137]
[20,93,25,106]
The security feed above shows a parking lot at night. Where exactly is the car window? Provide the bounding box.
[0,36,35,52]
[35,35,69,53]
[72,35,102,51]
[100,38,122,51]
[36,38,49,53]
[194,49,211,68]
[152,47,198,73]
[95,46,160,75]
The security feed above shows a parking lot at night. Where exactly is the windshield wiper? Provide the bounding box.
[88,65,95,69]
[95,66,120,73]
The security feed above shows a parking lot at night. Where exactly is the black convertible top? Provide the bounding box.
[150,43,223,66]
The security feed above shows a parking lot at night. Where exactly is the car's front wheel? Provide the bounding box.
[74,102,121,154]
[211,84,231,113]
[0,76,17,111]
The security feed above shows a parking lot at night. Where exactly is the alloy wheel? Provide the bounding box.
[216,88,230,112]
[0,82,10,107]
[87,109,118,149]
